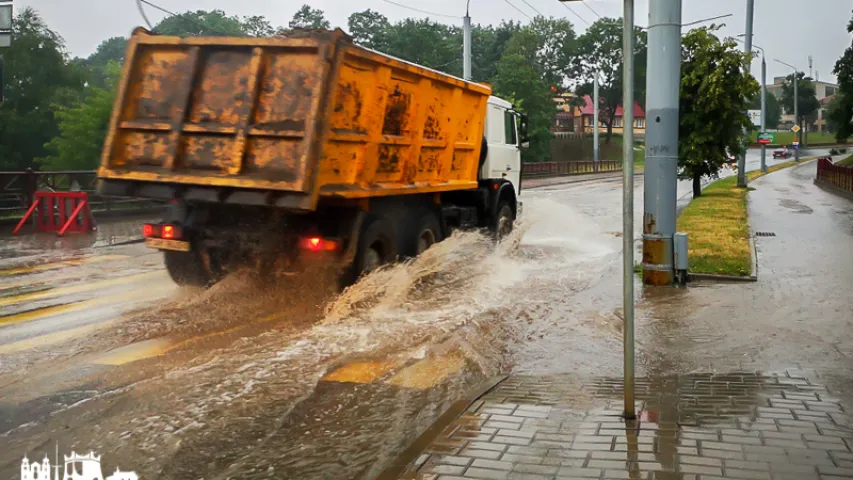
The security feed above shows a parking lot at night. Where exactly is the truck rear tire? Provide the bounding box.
[164,250,212,287]
[413,210,443,256]
[340,216,398,288]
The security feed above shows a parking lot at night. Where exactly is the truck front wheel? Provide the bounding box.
[164,250,212,287]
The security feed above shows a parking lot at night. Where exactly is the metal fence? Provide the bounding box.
[521,160,622,177]
[816,157,853,194]
[0,169,160,218]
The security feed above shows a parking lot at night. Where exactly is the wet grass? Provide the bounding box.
[837,154,853,166]
[677,177,751,276]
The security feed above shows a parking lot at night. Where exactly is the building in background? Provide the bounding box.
[766,76,838,132]
[549,94,646,137]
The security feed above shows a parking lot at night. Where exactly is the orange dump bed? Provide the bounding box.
[98,28,492,211]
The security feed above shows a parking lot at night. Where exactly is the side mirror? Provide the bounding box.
[519,114,530,146]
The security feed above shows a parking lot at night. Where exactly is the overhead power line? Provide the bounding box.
[517,0,545,17]
[379,0,458,20]
[557,1,591,26]
[581,2,602,19]
[504,0,533,20]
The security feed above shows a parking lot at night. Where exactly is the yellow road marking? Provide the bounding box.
[0,320,120,355]
[322,360,401,384]
[0,255,129,276]
[0,282,175,326]
[89,338,172,366]
[384,352,467,390]
[0,271,164,307]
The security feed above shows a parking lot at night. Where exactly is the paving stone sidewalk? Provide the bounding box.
[398,372,853,480]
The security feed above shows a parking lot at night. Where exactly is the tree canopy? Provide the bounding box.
[678,27,759,198]
[831,11,853,142]
[571,18,647,143]
[749,90,781,129]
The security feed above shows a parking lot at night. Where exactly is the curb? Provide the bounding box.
[374,374,508,480]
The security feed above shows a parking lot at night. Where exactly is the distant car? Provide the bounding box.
[772,147,791,159]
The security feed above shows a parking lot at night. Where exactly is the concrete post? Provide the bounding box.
[463,14,472,81]
[594,74,600,171]
[642,0,681,287]
[622,0,636,421]
[737,0,754,188]
[760,55,767,172]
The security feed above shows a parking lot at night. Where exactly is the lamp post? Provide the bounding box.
[463,0,472,81]
[776,59,800,162]
[560,0,636,420]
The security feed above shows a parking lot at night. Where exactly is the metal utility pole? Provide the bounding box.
[621,0,636,421]
[642,0,681,288]
[759,49,767,172]
[776,59,801,162]
[463,1,472,81]
[594,74,600,171]
[737,0,754,188]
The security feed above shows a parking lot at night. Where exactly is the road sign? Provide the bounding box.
[748,110,762,127]
[791,124,801,133]
[757,132,775,144]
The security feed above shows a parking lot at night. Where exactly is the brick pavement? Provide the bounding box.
[398,372,853,480]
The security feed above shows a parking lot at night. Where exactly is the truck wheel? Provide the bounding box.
[353,217,398,278]
[413,210,443,255]
[164,250,212,287]
[494,202,514,240]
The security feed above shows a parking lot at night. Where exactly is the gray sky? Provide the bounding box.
[19,0,853,84]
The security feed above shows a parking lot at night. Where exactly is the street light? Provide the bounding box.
[775,58,801,162]
[463,0,472,80]
[733,36,768,172]
[561,0,636,420]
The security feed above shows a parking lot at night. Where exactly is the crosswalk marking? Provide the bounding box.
[0,282,175,326]
[0,270,164,307]
[384,352,467,390]
[0,254,129,276]
[322,360,401,384]
[89,338,172,366]
[0,320,120,355]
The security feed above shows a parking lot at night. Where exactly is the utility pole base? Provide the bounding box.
[642,234,674,285]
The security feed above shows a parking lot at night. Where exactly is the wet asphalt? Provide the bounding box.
[0,149,847,479]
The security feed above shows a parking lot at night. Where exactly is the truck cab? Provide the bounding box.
[483,96,523,197]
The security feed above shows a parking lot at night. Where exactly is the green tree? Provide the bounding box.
[0,8,85,170]
[527,16,576,87]
[382,19,462,75]
[678,27,759,198]
[572,17,647,143]
[347,9,390,49]
[749,90,781,129]
[288,5,331,30]
[240,15,277,37]
[40,62,121,170]
[494,27,555,162]
[780,72,820,145]
[153,10,245,36]
[470,21,520,83]
[831,12,853,141]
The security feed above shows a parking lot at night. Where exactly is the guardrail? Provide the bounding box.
[0,169,160,218]
[521,160,622,177]
[816,157,853,194]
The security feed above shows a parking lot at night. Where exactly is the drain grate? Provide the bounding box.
[755,231,776,237]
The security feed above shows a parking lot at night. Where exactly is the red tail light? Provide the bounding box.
[143,224,155,237]
[299,236,339,252]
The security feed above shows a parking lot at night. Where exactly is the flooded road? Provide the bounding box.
[1,154,850,479]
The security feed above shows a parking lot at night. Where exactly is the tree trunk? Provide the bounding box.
[605,122,613,144]
[692,174,702,198]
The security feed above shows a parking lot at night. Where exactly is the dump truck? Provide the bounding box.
[97,28,526,287]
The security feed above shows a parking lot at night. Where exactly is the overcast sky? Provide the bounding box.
[19,0,853,84]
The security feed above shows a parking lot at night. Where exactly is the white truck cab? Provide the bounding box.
[482,96,525,197]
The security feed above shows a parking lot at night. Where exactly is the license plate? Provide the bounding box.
[145,238,191,252]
